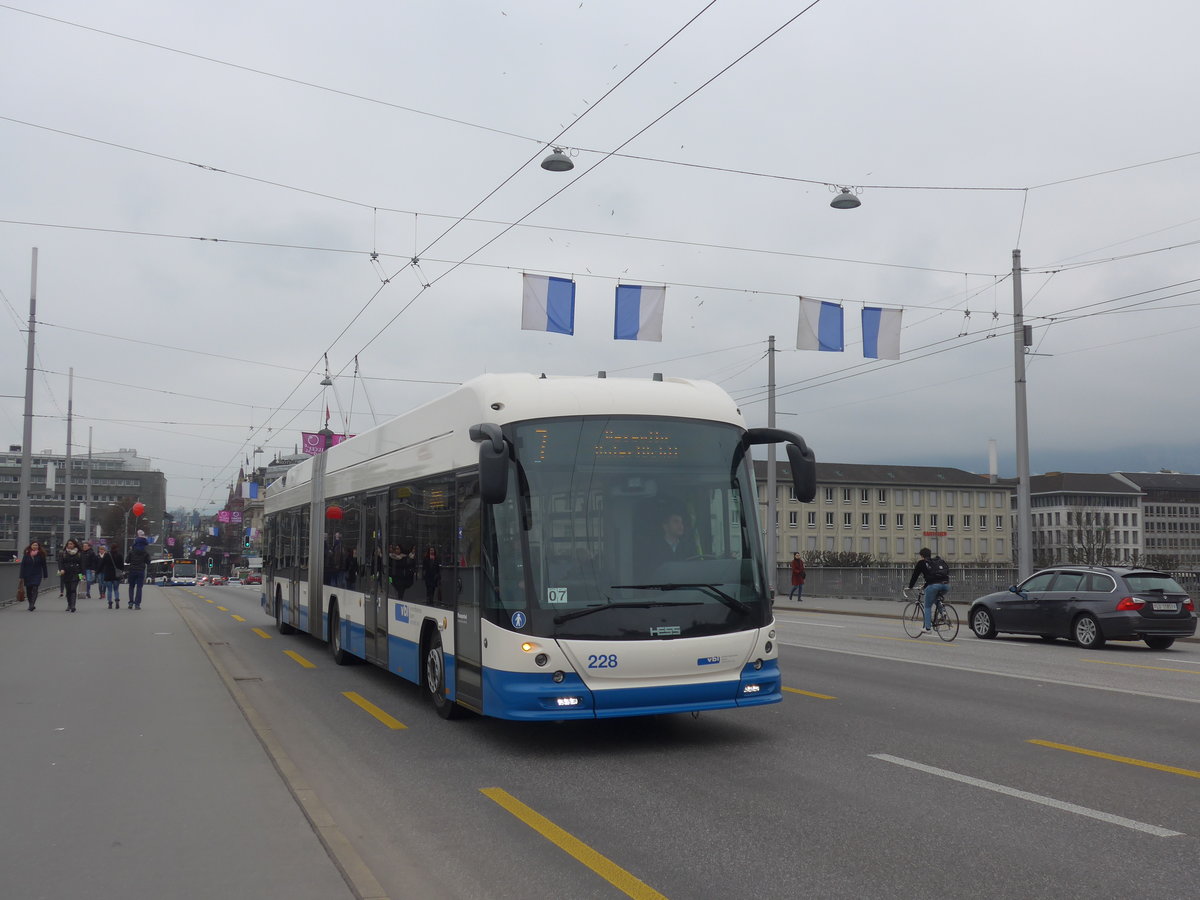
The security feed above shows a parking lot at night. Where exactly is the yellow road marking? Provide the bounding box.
[1081,658,1200,675]
[283,650,316,669]
[343,691,407,730]
[480,788,666,900]
[216,605,229,611]
[784,687,837,700]
[1029,739,1200,779]
[204,598,214,604]
[859,634,949,646]
[231,614,246,622]
[251,628,272,639]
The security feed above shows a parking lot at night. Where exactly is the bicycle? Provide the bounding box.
[902,587,959,641]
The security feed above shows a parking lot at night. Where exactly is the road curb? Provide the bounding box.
[171,594,391,900]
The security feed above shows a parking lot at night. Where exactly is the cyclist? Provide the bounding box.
[907,547,950,633]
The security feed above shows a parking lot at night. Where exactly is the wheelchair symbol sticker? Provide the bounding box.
[511,611,527,629]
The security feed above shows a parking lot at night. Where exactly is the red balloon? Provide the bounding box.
[132,502,146,517]
[325,505,343,520]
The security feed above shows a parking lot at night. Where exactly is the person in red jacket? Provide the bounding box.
[788,552,806,602]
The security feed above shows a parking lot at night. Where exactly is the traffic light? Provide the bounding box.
[244,539,251,548]
[208,558,213,569]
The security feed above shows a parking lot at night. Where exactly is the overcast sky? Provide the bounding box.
[4,0,1199,511]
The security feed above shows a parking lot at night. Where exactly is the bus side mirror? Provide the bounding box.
[745,427,817,503]
[470,423,509,505]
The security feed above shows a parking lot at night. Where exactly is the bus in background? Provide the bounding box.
[169,558,197,585]
[147,558,171,584]
[263,373,815,722]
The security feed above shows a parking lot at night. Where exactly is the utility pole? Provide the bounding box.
[1012,250,1033,579]
[85,427,93,541]
[63,368,73,544]
[765,335,778,597]
[17,249,37,555]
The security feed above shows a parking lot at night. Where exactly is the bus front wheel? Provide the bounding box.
[275,591,295,635]
[424,631,462,720]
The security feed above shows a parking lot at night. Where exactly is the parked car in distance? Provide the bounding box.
[196,574,210,585]
[968,566,1197,650]
[210,575,228,585]
[244,573,262,585]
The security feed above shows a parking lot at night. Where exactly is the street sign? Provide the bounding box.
[922,531,948,537]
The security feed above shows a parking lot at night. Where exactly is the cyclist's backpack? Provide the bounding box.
[928,556,949,580]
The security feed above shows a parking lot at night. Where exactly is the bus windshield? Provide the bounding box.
[488,416,769,640]
[173,561,196,578]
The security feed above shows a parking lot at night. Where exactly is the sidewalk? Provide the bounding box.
[0,589,356,900]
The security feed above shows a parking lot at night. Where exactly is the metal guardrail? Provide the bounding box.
[774,564,1200,601]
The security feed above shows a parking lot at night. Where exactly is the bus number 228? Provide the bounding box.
[587,654,619,669]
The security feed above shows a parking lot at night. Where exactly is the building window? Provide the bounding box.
[912,492,922,507]
[789,511,798,527]
[860,489,870,503]
[825,537,835,551]
[825,512,834,527]
[913,513,922,529]
[928,491,939,507]
[896,537,906,555]
[860,538,871,552]
[842,513,852,528]
[896,513,905,528]
[807,511,816,527]
[946,514,955,530]
[789,486,798,502]
[824,487,834,503]
[996,539,1005,555]
[963,515,972,529]
[861,513,870,528]
[930,514,939,529]
[879,513,887,528]
[963,539,973,555]
[995,516,1004,530]
[878,489,888,504]
[842,488,852,503]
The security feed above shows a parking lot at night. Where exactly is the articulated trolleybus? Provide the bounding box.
[262,373,815,721]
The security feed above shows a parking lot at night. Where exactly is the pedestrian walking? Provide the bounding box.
[18,540,50,611]
[788,552,806,602]
[108,544,125,605]
[59,538,85,612]
[125,533,152,610]
[82,540,100,599]
[96,544,121,608]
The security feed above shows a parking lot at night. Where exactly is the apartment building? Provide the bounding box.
[755,460,1012,565]
[1112,471,1200,569]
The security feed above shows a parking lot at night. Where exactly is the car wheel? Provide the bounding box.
[425,630,462,720]
[970,606,997,639]
[1144,636,1175,650]
[1072,613,1105,649]
[329,602,352,665]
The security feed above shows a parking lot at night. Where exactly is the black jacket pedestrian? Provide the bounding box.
[59,549,84,581]
[96,550,120,582]
[19,550,49,586]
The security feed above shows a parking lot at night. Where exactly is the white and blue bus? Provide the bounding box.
[262,373,814,721]
[169,558,197,585]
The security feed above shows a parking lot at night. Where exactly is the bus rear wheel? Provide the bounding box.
[275,591,294,634]
[425,631,462,720]
[329,602,352,665]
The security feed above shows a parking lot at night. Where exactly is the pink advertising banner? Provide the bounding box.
[301,432,354,455]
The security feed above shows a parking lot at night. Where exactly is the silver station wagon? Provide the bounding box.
[968,566,1197,650]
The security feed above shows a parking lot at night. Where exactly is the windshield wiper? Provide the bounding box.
[553,599,697,625]
[610,583,751,616]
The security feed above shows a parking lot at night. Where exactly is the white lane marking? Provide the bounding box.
[778,641,1200,705]
[781,619,847,629]
[1159,657,1200,665]
[870,754,1183,838]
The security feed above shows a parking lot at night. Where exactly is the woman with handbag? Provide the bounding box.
[18,541,49,611]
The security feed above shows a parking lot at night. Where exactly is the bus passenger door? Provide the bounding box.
[453,474,484,712]
[363,494,388,666]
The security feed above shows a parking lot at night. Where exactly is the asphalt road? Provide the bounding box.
[5,585,1198,899]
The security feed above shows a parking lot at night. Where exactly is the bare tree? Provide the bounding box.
[1064,508,1118,565]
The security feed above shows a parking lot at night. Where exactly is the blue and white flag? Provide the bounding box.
[521,274,575,335]
[861,306,903,360]
[796,297,844,352]
[614,284,666,342]
[241,481,259,500]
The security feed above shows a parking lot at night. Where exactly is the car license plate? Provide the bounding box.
[1152,602,1177,611]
